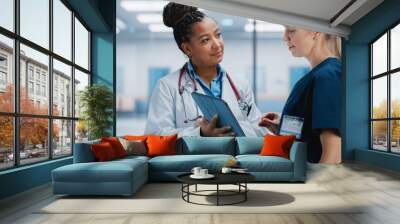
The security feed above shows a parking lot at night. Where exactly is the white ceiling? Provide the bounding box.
[171,0,384,37]
[117,0,384,40]
[117,0,286,40]
[226,0,352,22]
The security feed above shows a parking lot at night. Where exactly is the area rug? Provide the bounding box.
[37,183,362,214]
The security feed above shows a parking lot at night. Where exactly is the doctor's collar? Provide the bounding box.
[187,60,225,81]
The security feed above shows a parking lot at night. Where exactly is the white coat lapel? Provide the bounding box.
[221,74,244,120]
[183,73,205,122]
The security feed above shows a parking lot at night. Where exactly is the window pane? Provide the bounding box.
[20,117,49,165]
[75,18,89,70]
[372,121,388,151]
[75,120,88,143]
[0,0,14,31]
[0,35,14,113]
[391,72,400,118]
[372,33,387,76]
[372,77,387,119]
[53,59,72,117]
[53,0,72,60]
[0,116,13,170]
[53,119,72,158]
[74,69,89,118]
[391,120,400,153]
[20,0,49,49]
[20,44,49,115]
[392,24,400,70]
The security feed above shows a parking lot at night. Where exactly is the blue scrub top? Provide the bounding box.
[187,60,224,98]
[280,57,341,163]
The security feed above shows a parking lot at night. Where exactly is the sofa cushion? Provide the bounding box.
[259,135,296,159]
[91,142,118,161]
[236,155,293,172]
[118,138,147,156]
[73,139,100,163]
[101,137,127,158]
[52,158,147,183]
[148,154,235,172]
[236,137,263,155]
[177,137,235,155]
[147,135,177,157]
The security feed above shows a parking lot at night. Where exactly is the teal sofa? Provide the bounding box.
[52,137,307,196]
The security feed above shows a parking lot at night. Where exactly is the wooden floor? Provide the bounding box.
[1,161,400,224]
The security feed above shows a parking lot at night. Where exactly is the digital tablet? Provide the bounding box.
[191,92,246,136]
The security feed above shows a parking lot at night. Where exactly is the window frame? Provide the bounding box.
[369,20,400,154]
[0,0,92,171]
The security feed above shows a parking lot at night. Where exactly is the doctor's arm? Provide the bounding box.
[144,80,201,137]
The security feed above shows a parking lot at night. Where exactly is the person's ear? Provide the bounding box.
[180,42,192,58]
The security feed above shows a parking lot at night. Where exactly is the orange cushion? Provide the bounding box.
[146,135,177,157]
[124,135,149,141]
[101,137,127,158]
[259,135,296,159]
[91,142,118,162]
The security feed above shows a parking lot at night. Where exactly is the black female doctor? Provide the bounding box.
[145,3,269,137]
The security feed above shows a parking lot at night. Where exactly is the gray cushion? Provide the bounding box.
[118,138,147,156]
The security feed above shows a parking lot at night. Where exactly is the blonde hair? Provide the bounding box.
[324,34,341,58]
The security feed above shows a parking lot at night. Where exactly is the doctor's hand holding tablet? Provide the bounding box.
[197,115,235,137]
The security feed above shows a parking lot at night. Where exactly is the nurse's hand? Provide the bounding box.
[259,112,280,134]
[197,115,236,137]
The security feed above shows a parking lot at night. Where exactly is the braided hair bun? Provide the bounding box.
[163,3,198,28]
[162,2,205,50]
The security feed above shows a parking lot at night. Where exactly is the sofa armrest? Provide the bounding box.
[289,141,307,181]
[73,140,100,163]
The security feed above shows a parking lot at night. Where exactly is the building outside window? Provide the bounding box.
[28,67,34,80]
[370,23,400,154]
[28,81,34,94]
[0,54,7,88]
[41,85,46,97]
[0,71,6,84]
[0,0,91,170]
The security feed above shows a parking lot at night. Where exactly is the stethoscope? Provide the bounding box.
[178,63,251,123]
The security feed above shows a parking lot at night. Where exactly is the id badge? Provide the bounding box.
[279,115,304,139]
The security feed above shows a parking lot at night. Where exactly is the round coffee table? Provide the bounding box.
[177,173,255,206]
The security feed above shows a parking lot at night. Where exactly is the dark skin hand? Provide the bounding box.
[197,115,235,137]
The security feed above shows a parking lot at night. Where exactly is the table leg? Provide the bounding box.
[217,184,219,206]
[195,184,197,192]
[245,183,247,201]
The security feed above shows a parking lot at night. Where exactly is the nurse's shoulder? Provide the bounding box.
[312,58,341,79]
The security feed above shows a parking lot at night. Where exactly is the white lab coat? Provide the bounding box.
[145,68,270,138]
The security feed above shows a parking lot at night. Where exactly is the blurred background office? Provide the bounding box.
[116,0,309,135]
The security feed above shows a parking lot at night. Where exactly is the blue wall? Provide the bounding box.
[0,158,72,199]
[344,0,400,171]
[0,0,116,200]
